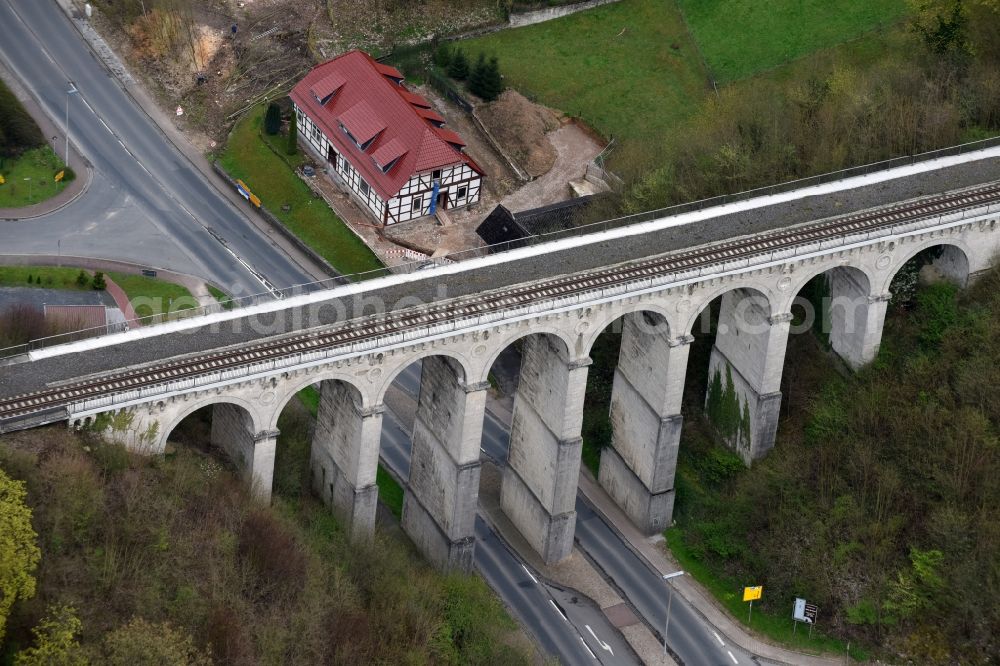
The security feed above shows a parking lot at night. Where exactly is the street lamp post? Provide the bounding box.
[663,570,685,656]
[65,81,78,167]
[23,177,32,203]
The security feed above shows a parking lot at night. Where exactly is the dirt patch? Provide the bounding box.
[91,0,321,144]
[477,90,560,178]
[500,122,605,213]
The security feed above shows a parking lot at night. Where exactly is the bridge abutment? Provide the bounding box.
[401,356,486,572]
[599,312,689,535]
[311,380,382,541]
[501,334,589,564]
[707,289,790,463]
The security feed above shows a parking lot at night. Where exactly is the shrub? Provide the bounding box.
[60,167,76,183]
[98,617,211,666]
[91,271,106,290]
[237,510,307,599]
[264,102,282,135]
[75,270,88,287]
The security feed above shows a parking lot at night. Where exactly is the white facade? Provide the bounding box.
[294,103,482,225]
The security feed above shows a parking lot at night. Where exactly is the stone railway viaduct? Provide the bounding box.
[3,148,1000,571]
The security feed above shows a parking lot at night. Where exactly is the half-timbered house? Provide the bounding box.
[290,50,483,225]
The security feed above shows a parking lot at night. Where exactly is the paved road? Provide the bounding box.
[378,371,634,665]
[392,361,748,666]
[0,0,312,295]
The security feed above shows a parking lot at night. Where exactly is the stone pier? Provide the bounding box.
[501,334,589,564]
[401,356,486,572]
[212,403,278,502]
[599,312,690,535]
[707,289,790,462]
[825,267,889,369]
[311,380,382,540]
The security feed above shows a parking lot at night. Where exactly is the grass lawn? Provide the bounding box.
[106,271,196,318]
[0,146,68,208]
[218,106,383,277]
[676,0,908,82]
[462,0,710,143]
[0,265,93,290]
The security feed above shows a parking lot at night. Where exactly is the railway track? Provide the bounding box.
[2,181,999,426]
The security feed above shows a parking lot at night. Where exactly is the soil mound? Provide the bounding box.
[478,90,560,178]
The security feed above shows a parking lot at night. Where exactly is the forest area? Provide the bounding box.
[0,414,530,664]
[665,268,1000,663]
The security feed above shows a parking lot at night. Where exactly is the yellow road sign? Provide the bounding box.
[0,174,5,184]
[54,170,64,182]
[743,586,762,602]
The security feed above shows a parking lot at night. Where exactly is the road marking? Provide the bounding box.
[585,625,614,655]
[728,649,739,664]
[548,600,569,623]
[579,636,596,659]
[520,564,538,585]
[713,631,725,646]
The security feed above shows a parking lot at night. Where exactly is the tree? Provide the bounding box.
[75,270,89,287]
[433,42,452,69]
[0,467,41,645]
[264,102,282,135]
[481,56,503,102]
[447,48,469,81]
[469,52,488,98]
[286,111,297,156]
[91,271,106,291]
[14,605,88,666]
[908,0,970,56]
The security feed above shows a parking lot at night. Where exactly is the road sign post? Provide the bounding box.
[743,586,762,624]
[793,597,819,637]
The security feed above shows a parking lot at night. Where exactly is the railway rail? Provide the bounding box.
[2,181,999,427]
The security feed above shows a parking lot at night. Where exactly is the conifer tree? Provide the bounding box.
[286,111,298,155]
[264,102,282,135]
[447,48,469,81]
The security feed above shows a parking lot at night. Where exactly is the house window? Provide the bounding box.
[432,169,442,180]
[411,196,422,214]
[457,186,467,199]
[359,180,370,197]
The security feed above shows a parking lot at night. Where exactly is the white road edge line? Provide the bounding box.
[548,600,569,623]
[713,631,725,646]
[520,564,538,585]
[579,636,596,659]
[728,649,739,664]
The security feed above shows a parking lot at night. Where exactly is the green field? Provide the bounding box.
[218,106,383,277]
[463,0,709,142]
[0,146,68,208]
[677,0,907,82]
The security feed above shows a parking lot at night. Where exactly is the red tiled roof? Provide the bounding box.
[373,61,404,79]
[339,100,386,146]
[399,89,432,108]
[434,127,466,148]
[310,72,346,102]
[371,137,407,169]
[416,107,445,125]
[290,50,481,200]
